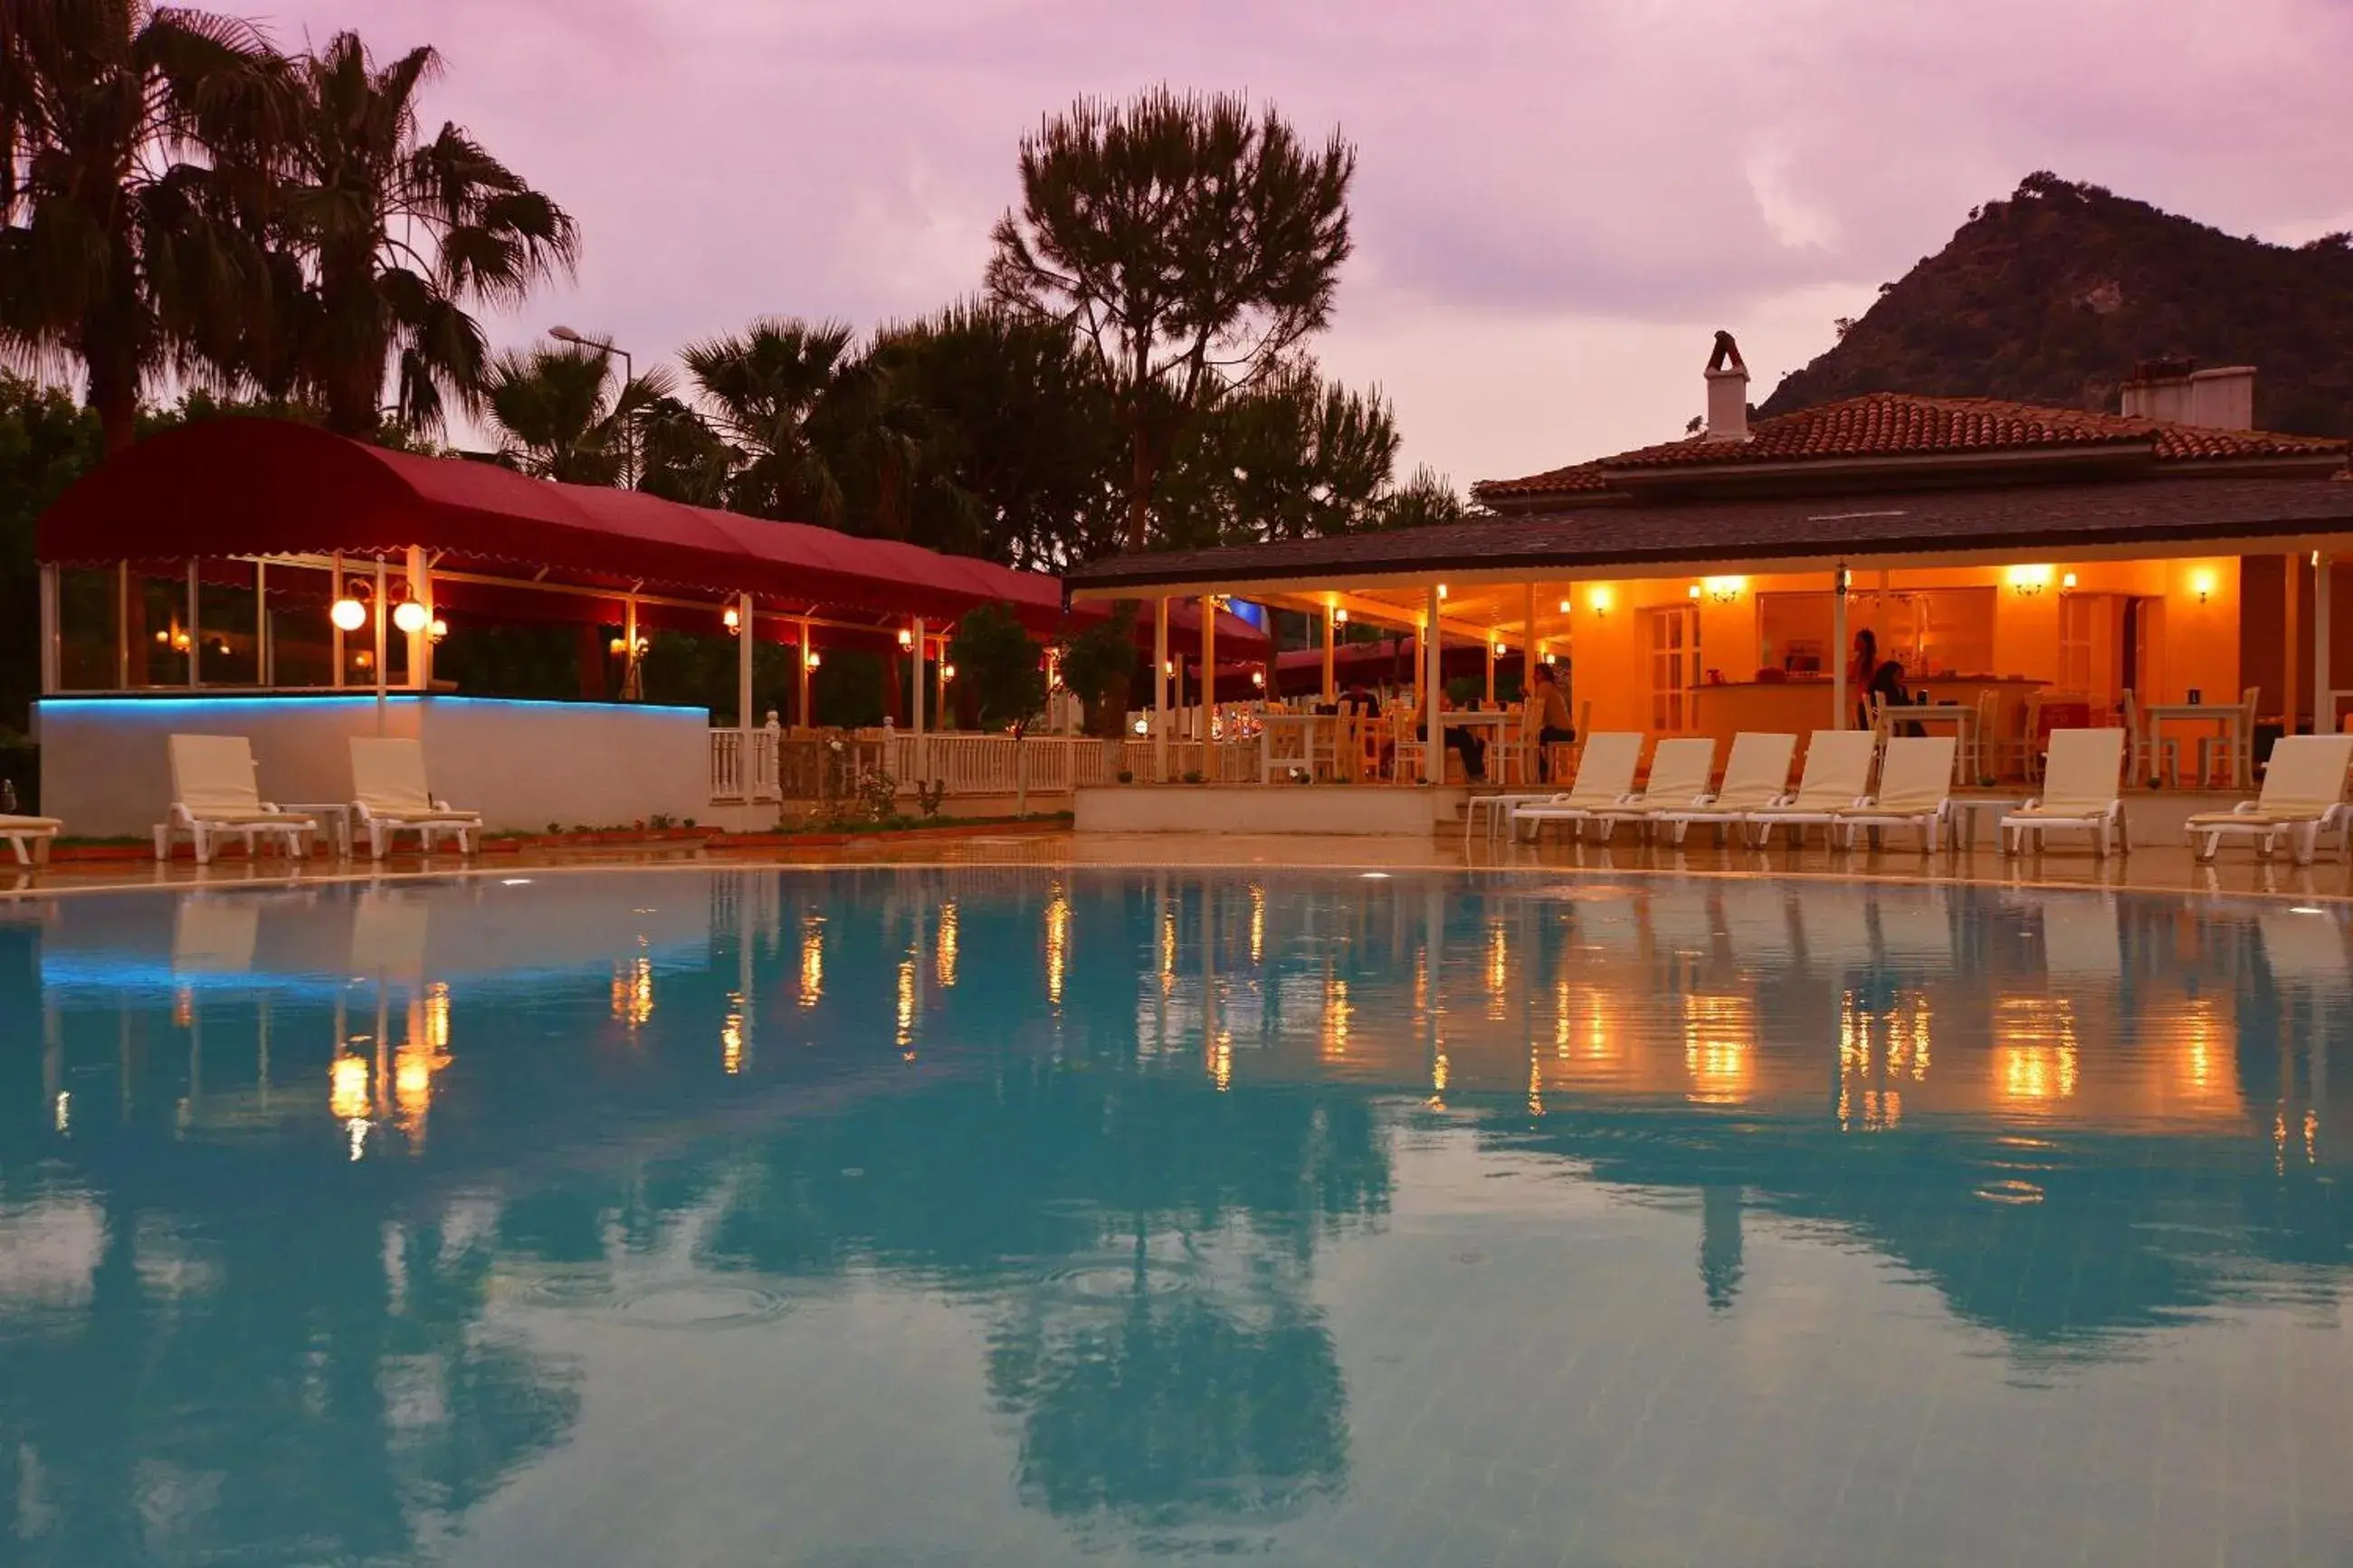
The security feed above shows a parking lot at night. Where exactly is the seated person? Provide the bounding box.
[1532,664,1576,781]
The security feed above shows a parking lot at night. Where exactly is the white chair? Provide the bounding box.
[2001,728,2129,857]
[2197,686,2261,789]
[2186,733,2353,866]
[155,735,317,864]
[1511,732,1643,841]
[2,812,62,867]
[1834,736,1958,854]
[1650,732,1797,845]
[1744,730,1879,848]
[350,737,481,859]
[1584,737,1718,843]
[1259,712,1315,784]
[2120,689,2179,789]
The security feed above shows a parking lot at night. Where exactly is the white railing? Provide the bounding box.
[713,727,1277,803]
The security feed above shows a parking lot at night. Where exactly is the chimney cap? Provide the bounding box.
[2124,355,2196,385]
[1706,330,1747,375]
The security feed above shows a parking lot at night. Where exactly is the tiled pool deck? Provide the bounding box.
[10,826,2352,901]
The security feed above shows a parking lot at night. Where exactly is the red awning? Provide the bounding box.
[35,417,1083,633]
[1133,597,1273,657]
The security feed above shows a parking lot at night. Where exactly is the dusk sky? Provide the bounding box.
[261,0,2353,491]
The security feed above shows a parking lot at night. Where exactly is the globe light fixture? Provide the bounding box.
[330,596,367,632]
[392,600,428,635]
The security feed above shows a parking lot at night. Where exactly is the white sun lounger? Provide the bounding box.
[2185,733,2353,866]
[2,813,62,866]
[1834,736,1958,853]
[2001,728,2129,857]
[1584,737,1718,842]
[155,735,317,864]
[351,738,481,860]
[1651,732,1797,845]
[1743,730,1878,849]
[1511,733,1643,841]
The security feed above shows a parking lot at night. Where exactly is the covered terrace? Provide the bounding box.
[30,418,1087,833]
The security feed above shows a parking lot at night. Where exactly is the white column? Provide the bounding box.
[623,595,640,701]
[373,557,389,735]
[910,615,926,784]
[405,546,432,690]
[1152,596,1170,783]
[1521,584,1538,701]
[1200,594,1216,769]
[737,592,756,741]
[331,553,345,690]
[1484,635,1497,704]
[256,559,272,688]
[2317,552,2334,734]
[115,563,129,689]
[796,614,813,727]
[1320,603,1337,703]
[37,563,60,695]
[1424,585,1443,784]
[186,560,200,689]
[1832,563,1850,730]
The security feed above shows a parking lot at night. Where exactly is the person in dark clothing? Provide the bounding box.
[1851,629,1909,728]
[1532,662,1577,781]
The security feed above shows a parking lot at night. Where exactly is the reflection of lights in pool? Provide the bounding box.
[1977,1180,2044,1205]
[1360,871,1390,879]
[501,879,532,886]
[2291,906,2326,915]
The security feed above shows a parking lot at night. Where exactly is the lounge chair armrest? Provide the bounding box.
[2230,802,2262,816]
[1851,795,1880,810]
[2015,796,2042,813]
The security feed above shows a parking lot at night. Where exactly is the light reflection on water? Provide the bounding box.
[0,869,2348,1567]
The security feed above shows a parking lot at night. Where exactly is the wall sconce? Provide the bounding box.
[330,595,367,632]
[154,629,170,645]
[1542,651,1558,666]
[1557,598,1571,615]
[609,634,649,658]
[898,627,915,650]
[2191,568,2216,604]
[1703,575,1745,604]
[2060,571,2078,594]
[940,662,957,682]
[428,617,449,643]
[1687,584,1701,601]
[1332,607,1348,624]
[1131,716,1149,736]
[1163,659,1176,677]
[392,600,428,635]
[804,649,822,670]
[353,649,375,671]
[170,629,192,652]
[1591,587,1614,617]
[722,605,742,635]
[1436,584,1448,600]
[1251,670,1265,689]
[2006,565,2053,598]
[1491,640,1506,657]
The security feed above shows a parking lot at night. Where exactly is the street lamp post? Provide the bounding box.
[548,325,636,486]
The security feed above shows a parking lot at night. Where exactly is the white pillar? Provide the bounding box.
[623,595,640,701]
[796,614,813,727]
[37,563,60,695]
[1484,635,1497,704]
[1153,596,1170,782]
[373,557,389,736]
[1320,603,1337,703]
[1832,562,1850,730]
[2317,552,2334,733]
[1521,584,1538,702]
[256,558,272,688]
[1200,594,1216,769]
[405,546,432,691]
[910,615,926,784]
[115,563,129,689]
[1424,584,1443,784]
[331,553,345,690]
[737,592,756,739]
[186,559,200,689]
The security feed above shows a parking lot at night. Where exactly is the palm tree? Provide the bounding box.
[679,318,870,524]
[0,0,291,451]
[271,32,576,438]
[482,342,672,485]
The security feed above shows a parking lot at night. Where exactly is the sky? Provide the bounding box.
[252,0,2353,492]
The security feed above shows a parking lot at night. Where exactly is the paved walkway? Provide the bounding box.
[7,827,2348,902]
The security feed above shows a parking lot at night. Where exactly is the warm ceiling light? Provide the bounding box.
[1332,608,1348,624]
[898,628,915,650]
[154,629,170,644]
[722,605,741,633]
[330,596,367,632]
[392,600,428,635]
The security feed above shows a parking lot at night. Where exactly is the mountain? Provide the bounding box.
[1758,172,2353,439]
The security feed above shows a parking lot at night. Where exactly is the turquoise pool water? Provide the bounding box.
[1,869,2347,1566]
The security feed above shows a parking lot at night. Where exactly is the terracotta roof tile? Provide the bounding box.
[1473,392,2348,501]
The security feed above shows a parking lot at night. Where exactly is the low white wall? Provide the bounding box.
[34,696,710,837]
[1074,784,1453,835]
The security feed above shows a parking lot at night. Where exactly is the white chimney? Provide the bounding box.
[2120,357,2255,430]
[1703,329,1750,442]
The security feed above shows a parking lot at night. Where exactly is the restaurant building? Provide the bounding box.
[1068,339,2353,797]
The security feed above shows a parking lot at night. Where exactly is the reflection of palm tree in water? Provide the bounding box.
[1700,1184,1745,1311]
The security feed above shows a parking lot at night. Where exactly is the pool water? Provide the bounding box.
[1,868,2348,1567]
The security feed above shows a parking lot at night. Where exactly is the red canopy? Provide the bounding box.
[36,417,1083,634]
[1134,597,1273,657]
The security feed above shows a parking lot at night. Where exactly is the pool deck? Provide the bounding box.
[7,823,2351,902]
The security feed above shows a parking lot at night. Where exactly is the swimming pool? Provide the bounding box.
[2,868,2346,1566]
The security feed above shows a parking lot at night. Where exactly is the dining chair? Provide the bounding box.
[2120,689,2179,789]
